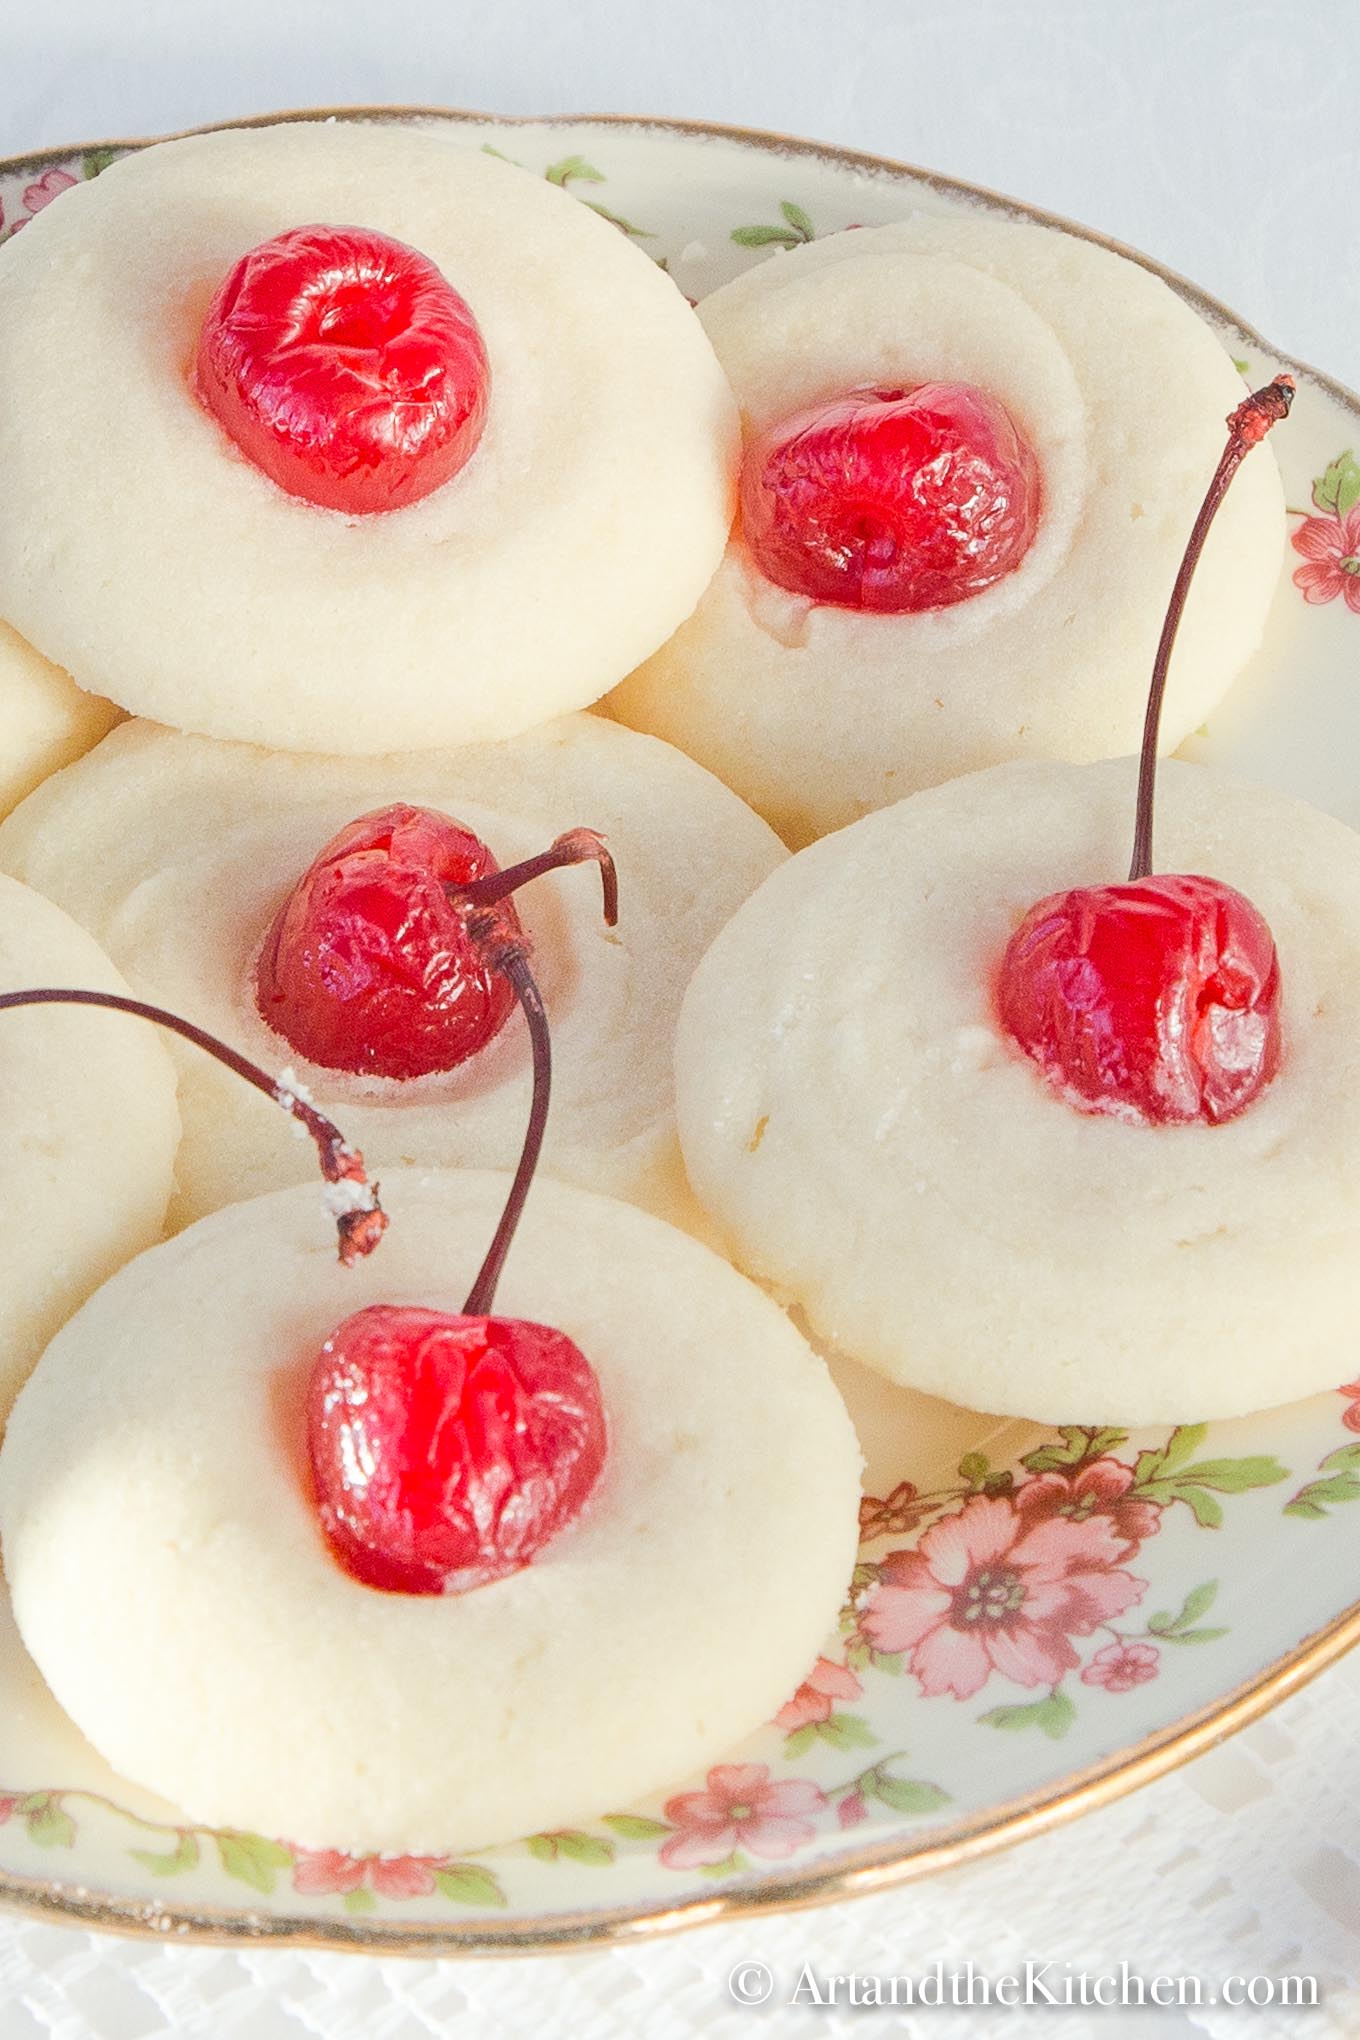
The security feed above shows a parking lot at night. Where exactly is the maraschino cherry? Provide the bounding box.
[306,866,613,1595]
[1,943,611,1596]
[195,225,490,514]
[997,376,1294,1127]
[740,381,1041,611]
[256,808,616,1081]
[0,987,386,1263]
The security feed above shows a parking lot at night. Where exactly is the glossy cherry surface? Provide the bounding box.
[255,804,519,1081]
[739,380,1041,611]
[997,873,1283,1126]
[196,225,489,514]
[308,1304,607,1595]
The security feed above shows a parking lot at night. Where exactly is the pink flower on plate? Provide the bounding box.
[861,1493,1145,1702]
[0,1796,16,1826]
[837,1790,869,1830]
[774,1655,863,1732]
[291,1847,442,1900]
[1081,1640,1160,1693]
[1338,1381,1360,1433]
[660,1763,826,1869]
[1015,1455,1162,1555]
[1292,508,1360,612]
[22,169,77,217]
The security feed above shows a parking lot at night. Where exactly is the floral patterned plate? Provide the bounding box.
[2,107,1360,1957]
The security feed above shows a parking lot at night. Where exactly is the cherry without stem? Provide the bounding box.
[740,380,1041,612]
[195,225,490,516]
[997,376,1294,1129]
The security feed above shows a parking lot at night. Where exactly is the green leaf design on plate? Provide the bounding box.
[979,1689,1076,1740]
[130,1831,200,1876]
[343,1886,377,1914]
[214,1830,293,1894]
[1148,1580,1218,1632]
[1286,1441,1360,1518]
[1132,1423,1208,1486]
[1313,451,1360,519]
[862,1760,950,1816]
[698,1851,748,1879]
[82,148,120,180]
[532,156,651,236]
[731,223,804,249]
[545,154,605,188]
[602,1813,670,1841]
[783,1723,818,1759]
[816,1712,878,1752]
[958,1451,990,1487]
[1166,1455,1288,1491]
[1146,1580,1228,1643]
[433,1862,507,1908]
[1133,1440,1286,1522]
[1167,1485,1223,1528]
[1021,1426,1128,1474]
[525,1828,613,1866]
[556,1830,613,1866]
[22,1797,75,1849]
[779,200,815,239]
[583,200,652,239]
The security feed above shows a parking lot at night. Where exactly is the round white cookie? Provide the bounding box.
[676,758,1360,1423]
[0,1168,862,1854]
[0,121,737,754]
[0,620,118,821]
[610,217,1284,845]
[0,714,783,1230]
[0,873,178,1424]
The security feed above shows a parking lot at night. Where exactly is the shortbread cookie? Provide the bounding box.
[676,758,1360,1422]
[0,620,118,820]
[0,714,783,1228]
[0,1168,862,1852]
[0,874,178,1422]
[0,121,737,753]
[611,217,1284,844]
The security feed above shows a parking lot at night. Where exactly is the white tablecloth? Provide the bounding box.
[3,4,1359,2033]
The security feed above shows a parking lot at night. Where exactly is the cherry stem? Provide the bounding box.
[0,987,386,1266]
[1128,374,1294,883]
[462,948,550,1318]
[449,829,619,928]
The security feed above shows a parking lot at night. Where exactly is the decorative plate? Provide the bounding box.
[2,107,1359,1958]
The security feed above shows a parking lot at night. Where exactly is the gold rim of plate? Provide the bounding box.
[1,102,1358,1958]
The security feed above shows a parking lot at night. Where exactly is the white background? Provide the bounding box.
[3,0,1359,391]
[2,4,1360,2036]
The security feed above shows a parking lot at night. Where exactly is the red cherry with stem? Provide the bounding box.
[195,225,490,515]
[997,376,1294,1127]
[0,987,386,1263]
[306,1307,606,1594]
[255,809,617,1081]
[307,867,614,1596]
[740,381,1041,611]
